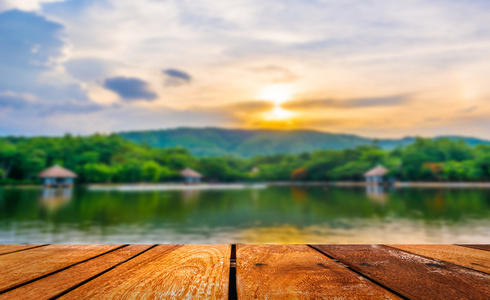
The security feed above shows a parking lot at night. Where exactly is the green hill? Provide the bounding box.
[118,127,490,157]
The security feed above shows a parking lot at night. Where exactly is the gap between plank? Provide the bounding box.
[228,244,237,300]
[0,244,129,295]
[0,244,49,256]
[308,245,410,300]
[50,244,160,299]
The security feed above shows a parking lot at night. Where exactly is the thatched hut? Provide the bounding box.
[180,168,202,184]
[364,165,388,185]
[38,165,77,187]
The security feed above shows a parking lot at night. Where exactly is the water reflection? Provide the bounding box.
[1,186,490,244]
[366,185,387,205]
[181,189,200,204]
[39,188,73,211]
[291,187,308,203]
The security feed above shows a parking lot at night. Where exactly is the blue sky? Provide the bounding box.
[0,0,489,138]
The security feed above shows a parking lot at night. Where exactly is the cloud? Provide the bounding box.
[349,95,411,107]
[214,100,274,114]
[103,106,237,133]
[65,58,113,81]
[0,90,232,135]
[459,106,478,113]
[229,100,273,112]
[38,101,103,116]
[0,10,63,70]
[191,100,273,115]
[283,95,411,110]
[163,69,192,86]
[0,92,103,116]
[0,0,65,12]
[0,92,33,109]
[103,77,157,101]
[247,65,297,83]
[0,9,89,103]
[183,100,274,127]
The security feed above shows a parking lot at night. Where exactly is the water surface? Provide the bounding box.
[1,186,489,244]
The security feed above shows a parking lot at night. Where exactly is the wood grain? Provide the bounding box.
[0,244,121,293]
[458,244,490,252]
[389,244,490,274]
[0,245,151,300]
[313,244,490,300]
[0,245,46,256]
[60,244,230,300]
[237,244,399,299]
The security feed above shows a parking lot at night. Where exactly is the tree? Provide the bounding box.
[291,168,307,180]
[0,133,488,183]
[159,166,180,181]
[330,161,371,180]
[199,157,242,182]
[19,149,46,179]
[421,162,444,181]
[82,163,116,183]
[400,151,431,180]
[360,148,386,165]
[142,161,162,182]
[0,140,17,179]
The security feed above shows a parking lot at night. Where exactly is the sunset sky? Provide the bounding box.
[1,0,489,138]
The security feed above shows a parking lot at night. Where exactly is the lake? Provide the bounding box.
[1,185,489,244]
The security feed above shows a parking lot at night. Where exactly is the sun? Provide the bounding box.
[258,84,293,105]
[258,84,296,122]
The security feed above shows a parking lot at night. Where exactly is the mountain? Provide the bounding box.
[117,128,490,157]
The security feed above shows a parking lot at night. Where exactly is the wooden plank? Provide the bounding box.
[236,244,400,299]
[313,245,490,300]
[0,244,122,293]
[0,245,152,300]
[389,244,490,274]
[458,244,490,252]
[60,245,230,299]
[0,245,46,255]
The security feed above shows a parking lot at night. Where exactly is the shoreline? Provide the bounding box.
[393,181,490,188]
[270,181,490,188]
[84,181,490,191]
[3,181,490,190]
[87,183,268,191]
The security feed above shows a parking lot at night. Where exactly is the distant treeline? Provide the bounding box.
[0,134,489,184]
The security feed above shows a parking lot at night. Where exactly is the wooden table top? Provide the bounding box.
[0,244,488,299]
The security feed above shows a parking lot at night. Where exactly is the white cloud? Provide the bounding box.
[0,0,65,12]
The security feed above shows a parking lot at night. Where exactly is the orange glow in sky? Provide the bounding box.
[258,84,296,122]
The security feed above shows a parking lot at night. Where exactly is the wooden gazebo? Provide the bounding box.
[364,165,388,185]
[38,165,77,188]
[180,168,202,184]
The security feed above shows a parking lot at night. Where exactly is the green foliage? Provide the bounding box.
[442,161,482,181]
[0,134,488,183]
[142,161,162,182]
[330,161,372,180]
[82,163,117,183]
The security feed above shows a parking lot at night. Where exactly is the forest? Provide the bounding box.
[1,134,490,184]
